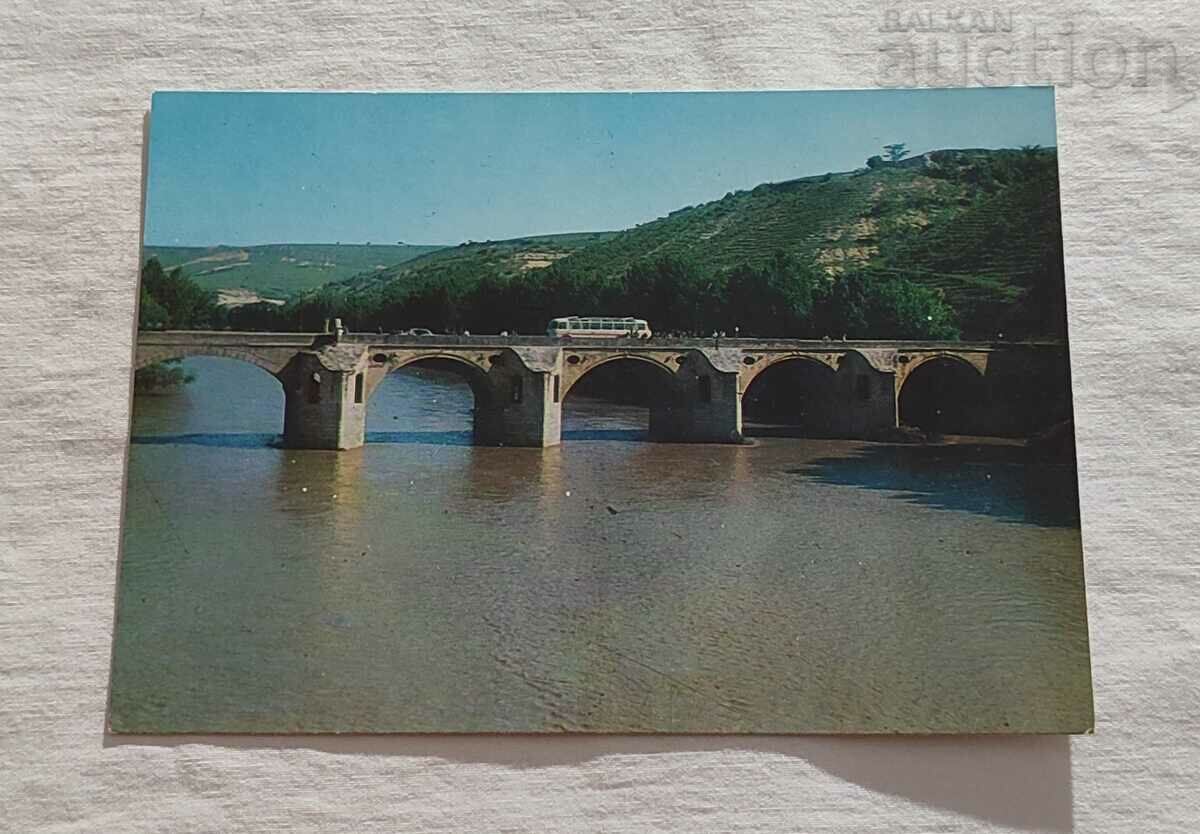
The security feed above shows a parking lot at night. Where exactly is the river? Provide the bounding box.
[109,357,1092,733]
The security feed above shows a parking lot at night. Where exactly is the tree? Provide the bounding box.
[226,301,288,332]
[133,359,195,393]
[137,286,168,330]
[765,250,818,335]
[815,269,958,340]
[883,142,908,163]
[620,256,708,334]
[722,252,820,337]
[138,257,220,330]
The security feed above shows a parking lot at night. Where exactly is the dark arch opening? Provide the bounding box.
[563,358,677,441]
[742,358,837,437]
[899,358,986,436]
[366,357,492,446]
[130,355,286,448]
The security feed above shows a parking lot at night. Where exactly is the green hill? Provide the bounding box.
[142,243,445,299]
[545,148,1062,334]
[328,232,619,295]
[299,147,1064,339]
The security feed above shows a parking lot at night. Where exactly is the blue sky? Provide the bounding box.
[145,88,1057,247]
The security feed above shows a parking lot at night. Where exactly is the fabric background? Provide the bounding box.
[2,1,1197,831]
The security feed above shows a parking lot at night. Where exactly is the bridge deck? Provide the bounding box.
[135,330,1066,352]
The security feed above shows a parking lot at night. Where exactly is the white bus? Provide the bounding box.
[546,316,652,339]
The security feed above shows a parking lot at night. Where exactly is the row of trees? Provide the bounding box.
[138,248,961,347]
[219,252,960,340]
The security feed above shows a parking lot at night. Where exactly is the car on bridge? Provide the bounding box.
[547,316,651,339]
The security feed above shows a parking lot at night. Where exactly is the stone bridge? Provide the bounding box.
[134,331,1072,449]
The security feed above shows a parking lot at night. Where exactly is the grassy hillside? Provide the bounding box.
[305,147,1064,339]
[142,243,445,299]
[554,148,1061,332]
[329,232,618,295]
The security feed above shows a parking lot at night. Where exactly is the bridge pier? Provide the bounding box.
[279,350,370,450]
[830,351,897,438]
[473,349,562,447]
[652,352,744,443]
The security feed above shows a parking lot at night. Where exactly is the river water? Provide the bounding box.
[110,357,1092,733]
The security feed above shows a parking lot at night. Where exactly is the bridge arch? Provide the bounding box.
[364,353,498,444]
[134,346,287,378]
[370,353,495,405]
[130,353,287,442]
[561,354,681,441]
[741,354,840,437]
[560,353,677,400]
[901,351,987,381]
[739,351,847,393]
[898,355,986,435]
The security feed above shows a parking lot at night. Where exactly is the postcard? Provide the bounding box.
[110,89,1092,733]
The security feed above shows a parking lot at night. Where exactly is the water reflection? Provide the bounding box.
[273,447,366,523]
[561,428,648,442]
[462,444,565,504]
[366,430,475,446]
[131,432,282,448]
